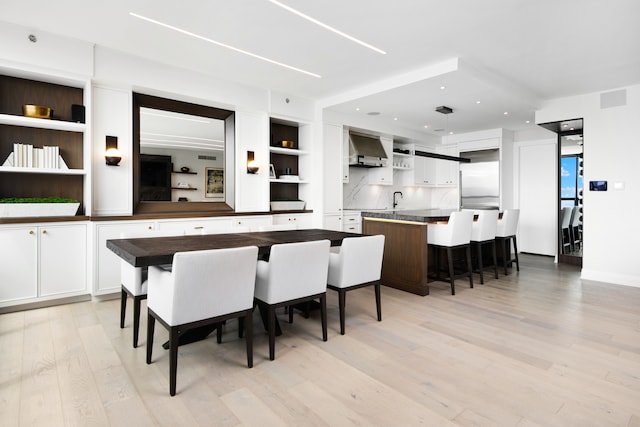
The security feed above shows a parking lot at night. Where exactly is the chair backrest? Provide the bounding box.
[257,224,298,231]
[560,207,572,229]
[119,229,184,294]
[327,235,385,288]
[470,210,499,242]
[571,206,581,227]
[428,210,474,247]
[162,246,259,325]
[496,209,520,237]
[256,239,330,303]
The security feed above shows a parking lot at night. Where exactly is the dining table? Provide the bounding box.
[107,228,363,345]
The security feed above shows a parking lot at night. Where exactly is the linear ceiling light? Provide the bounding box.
[130,12,321,78]
[267,0,386,55]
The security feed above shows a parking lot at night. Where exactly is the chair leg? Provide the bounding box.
[476,242,484,284]
[446,247,455,295]
[491,240,499,279]
[435,247,441,280]
[120,289,127,328]
[466,245,474,289]
[238,316,244,338]
[512,236,520,272]
[374,282,382,322]
[268,305,276,361]
[217,322,223,343]
[244,311,253,368]
[146,313,155,364]
[501,238,509,275]
[133,295,142,348]
[338,289,346,335]
[320,295,328,342]
[288,305,294,324]
[169,327,179,396]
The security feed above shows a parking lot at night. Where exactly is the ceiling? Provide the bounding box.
[3,0,640,137]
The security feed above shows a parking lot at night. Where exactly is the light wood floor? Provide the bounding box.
[2,254,640,426]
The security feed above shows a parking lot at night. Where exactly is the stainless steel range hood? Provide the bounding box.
[348,132,388,167]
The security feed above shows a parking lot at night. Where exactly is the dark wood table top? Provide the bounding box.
[107,228,363,267]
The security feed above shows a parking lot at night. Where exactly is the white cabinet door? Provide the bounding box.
[40,224,87,297]
[158,218,234,235]
[95,222,156,295]
[323,124,344,214]
[436,145,459,186]
[272,213,313,229]
[0,226,37,303]
[233,216,271,231]
[410,146,437,186]
[342,212,362,233]
[324,214,343,231]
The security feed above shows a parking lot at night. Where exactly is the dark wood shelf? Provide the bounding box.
[171,187,198,191]
[172,170,197,175]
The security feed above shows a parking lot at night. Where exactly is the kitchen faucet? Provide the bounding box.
[393,191,403,209]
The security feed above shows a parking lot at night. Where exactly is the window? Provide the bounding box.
[560,155,583,208]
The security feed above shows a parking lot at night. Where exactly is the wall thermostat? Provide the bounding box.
[589,180,607,191]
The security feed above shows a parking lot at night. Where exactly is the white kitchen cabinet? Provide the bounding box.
[233,215,271,230]
[405,145,436,186]
[323,124,344,214]
[367,136,393,185]
[94,221,157,295]
[1,223,88,307]
[157,217,234,235]
[324,213,343,231]
[342,212,362,233]
[436,144,459,186]
[272,213,313,229]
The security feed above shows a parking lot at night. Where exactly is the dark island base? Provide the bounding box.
[363,218,430,296]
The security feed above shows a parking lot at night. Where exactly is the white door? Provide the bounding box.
[517,141,557,256]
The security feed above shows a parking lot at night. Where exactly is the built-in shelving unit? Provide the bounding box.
[0,74,89,218]
[269,120,309,202]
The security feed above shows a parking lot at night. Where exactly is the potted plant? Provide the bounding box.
[0,197,80,218]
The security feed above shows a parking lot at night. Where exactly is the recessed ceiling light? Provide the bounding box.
[525,120,530,124]
[393,117,398,121]
[570,127,574,131]
[476,100,481,104]
[449,131,454,135]
[423,125,429,129]
[355,107,360,111]
[440,86,446,90]
[129,12,321,78]
[367,112,380,116]
[503,112,509,115]
[563,123,568,127]
[268,0,386,54]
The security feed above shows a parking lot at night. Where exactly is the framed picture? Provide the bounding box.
[269,164,276,179]
[205,167,224,199]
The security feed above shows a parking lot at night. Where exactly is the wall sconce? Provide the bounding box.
[105,135,122,166]
[247,150,259,174]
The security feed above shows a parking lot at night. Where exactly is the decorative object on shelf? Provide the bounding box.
[71,104,85,123]
[176,182,190,189]
[205,167,224,199]
[22,104,52,119]
[269,164,276,179]
[270,200,306,211]
[180,166,190,172]
[105,135,122,166]
[178,197,188,202]
[279,140,295,149]
[247,150,259,174]
[279,175,300,181]
[0,197,80,218]
[5,143,67,169]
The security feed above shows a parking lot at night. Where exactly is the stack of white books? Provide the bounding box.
[2,143,68,169]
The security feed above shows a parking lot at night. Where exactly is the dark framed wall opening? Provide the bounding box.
[133,93,235,215]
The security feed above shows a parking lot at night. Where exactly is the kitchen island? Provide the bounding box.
[361,209,459,296]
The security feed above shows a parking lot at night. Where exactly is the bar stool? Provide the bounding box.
[468,210,499,284]
[427,210,474,295]
[495,209,520,275]
[560,207,573,254]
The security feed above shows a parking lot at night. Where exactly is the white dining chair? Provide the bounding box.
[327,235,385,335]
[119,229,184,348]
[427,210,474,295]
[495,209,520,274]
[254,239,331,360]
[146,245,259,396]
[468,210,499,284]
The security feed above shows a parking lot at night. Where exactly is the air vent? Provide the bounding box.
[198,155,217,161]
[435,105,453,114]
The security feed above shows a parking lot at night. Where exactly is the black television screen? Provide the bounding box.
[140,154,171,187]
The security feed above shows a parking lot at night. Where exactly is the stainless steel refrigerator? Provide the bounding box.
[459,149,500,210]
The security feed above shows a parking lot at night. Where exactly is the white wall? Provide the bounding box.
[536,84,640,287]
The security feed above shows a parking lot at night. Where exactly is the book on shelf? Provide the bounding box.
[3,143,67,169]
